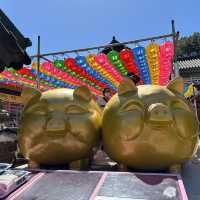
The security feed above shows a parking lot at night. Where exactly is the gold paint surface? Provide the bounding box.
[18,87,102,165]
[102,78,199,170]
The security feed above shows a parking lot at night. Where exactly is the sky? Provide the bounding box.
[1,0,200,57]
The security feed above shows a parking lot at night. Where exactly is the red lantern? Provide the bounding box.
[120,49,132,61]
[64,58,75,67]
[120,48,141,79]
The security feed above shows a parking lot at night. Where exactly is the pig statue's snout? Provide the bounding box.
[46,113,67,132]
[148,103,173,122]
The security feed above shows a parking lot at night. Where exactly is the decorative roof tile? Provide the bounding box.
[176,57,200,69]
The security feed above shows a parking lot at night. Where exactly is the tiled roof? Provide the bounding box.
[176,57,200,69]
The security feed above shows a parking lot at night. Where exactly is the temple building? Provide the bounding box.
[176,55,200,85]
[176,55,200,132]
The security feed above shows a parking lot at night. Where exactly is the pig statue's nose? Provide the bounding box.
[148,103,172,122]
[46,114,66,132]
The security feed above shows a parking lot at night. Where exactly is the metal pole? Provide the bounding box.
[172,20,176,50]
[30,33,174,58]
[36,36,40,90]
[171,20,180,78]
[40,56,52,63]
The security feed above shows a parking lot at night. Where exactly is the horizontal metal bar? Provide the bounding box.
[31,33,174,58]
[40,56,52,63]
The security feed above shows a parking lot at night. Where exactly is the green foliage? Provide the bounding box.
[176,32,200,57]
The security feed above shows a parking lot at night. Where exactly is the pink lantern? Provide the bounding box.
[42,62,52,71]
[159,42,174,85]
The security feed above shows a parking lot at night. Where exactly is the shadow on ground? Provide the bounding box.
[182,146,200,200]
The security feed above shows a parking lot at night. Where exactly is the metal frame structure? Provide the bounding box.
[31,20,179,90]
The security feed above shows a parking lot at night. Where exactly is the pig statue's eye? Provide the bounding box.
[120,102,143,113]
[65,105,88,114]
[25,106,47,116]
[32,109,47,116]
[172,101,191,112]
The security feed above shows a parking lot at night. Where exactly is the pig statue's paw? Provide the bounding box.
[118,163,129,172]
[28,160,40,169]
[69,158,90,170]
[169,164,182,174]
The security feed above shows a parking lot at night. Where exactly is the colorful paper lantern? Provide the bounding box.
[107,50,128,76]
[146,43,160,85]
[95,53,122,84]
[159,41,174,85]
[119,48,141,83]
[132,46,151,84]
[86,54,118,87]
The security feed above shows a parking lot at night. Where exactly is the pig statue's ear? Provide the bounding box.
[73,86,92,102]
[118,77,138,96]
[21,88,41,105]
[167,77,184,94]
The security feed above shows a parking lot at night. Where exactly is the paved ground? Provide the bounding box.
[182,144,200,200]
[14,143,200,200]
[92,144,200,200]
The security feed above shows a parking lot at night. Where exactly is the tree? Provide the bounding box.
[176,32,200,58]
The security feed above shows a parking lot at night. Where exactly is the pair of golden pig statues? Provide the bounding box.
[18,77,199,172]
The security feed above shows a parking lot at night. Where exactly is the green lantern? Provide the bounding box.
[91,82,95,86]
[116,62,123,68]
[71,72,76,76]
[63,67,68,71]
[107,50,119,62]
[54,60,64,68]
[69,72,73,76]
[122,71,128,76]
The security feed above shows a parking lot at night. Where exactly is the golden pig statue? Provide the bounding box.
[102,77,199,172]
[18,86,102,169]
